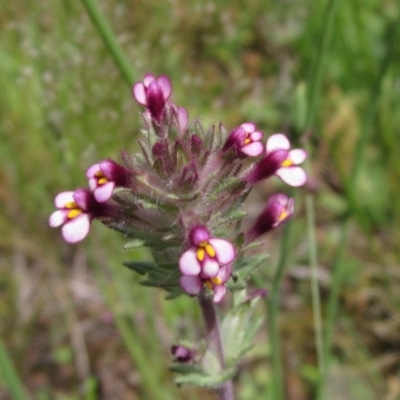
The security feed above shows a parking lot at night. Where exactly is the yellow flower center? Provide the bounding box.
[94,171,108,185]
[65,201,77,209]
[278,209,288,221]
[67,209,82,219]
[281,159,293,167]
[64,201,82,219]
[98,177,108,185]
[205,276,223,291]
[197,247,205,261]
[196,241,216,261]
[210,276,222,285]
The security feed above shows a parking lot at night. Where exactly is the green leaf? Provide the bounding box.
[171,364,236,388]
[123,261,155,275]
[123,259,183,297]
[220,290,264,367]
[209,176,244,201]
[123,238,147,250]
[227,254,269,290]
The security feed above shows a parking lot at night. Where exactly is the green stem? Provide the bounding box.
[81,0,134,86]
[316,20,398,400]
[304,0,341,131]
[0,336,27,400]
[302,0,341,387]
[306,195,324,373]
[267,220,292,400]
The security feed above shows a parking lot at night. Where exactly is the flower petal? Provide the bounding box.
[132,83,147,106]
[49,210,69,227]
[61,213,91,243]
[88,177,98,191]
[73,189,91,210]
[157,76,172,100]
[201,259,219,278]
[266,133,290,152]
[241,122,256,133]
[190,226,210,246]
[209,238,236,265]
[86,163,100,179]
[143,73,155,86]
[276,166,307,187]
[99,159,116,177]
[212,285,227,303]
[179,248,201,275]
[180,275,202,295]
[249,130,263,141]
[241,141,264,157]
[54,191,74,208]
[217,264,231,283]
[94,181,115,202]
[288,149,307,164]
[177,107,188,131]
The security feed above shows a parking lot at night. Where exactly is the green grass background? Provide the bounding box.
[0,0,399,399]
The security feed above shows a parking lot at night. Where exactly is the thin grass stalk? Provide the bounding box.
[302,0,341,384]
[316,20,398,400]
[0,336,27,400]
[90,249,169,400]
[306,195,324,373]
[267,220,292,400]
[81,0,134,86]
[304,0,341,131]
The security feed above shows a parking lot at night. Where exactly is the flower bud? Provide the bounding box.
[247,194,294,240]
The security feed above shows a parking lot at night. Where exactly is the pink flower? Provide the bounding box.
[223,122,264,157]
[86,159,131,203]
[176,106,188,132]
[133,73,172,122]
[180,264,231,303]
[179,226,235,302]
[49,189,103,243]
[266,134,307,186]
[179,226,236,278]
[171,345,196,363]
[246,133,307,186]
[247,194,294,240]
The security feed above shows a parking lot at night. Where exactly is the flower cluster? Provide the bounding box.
[49,160,130,243]
[49,73,307,302]
[179,226,235,303]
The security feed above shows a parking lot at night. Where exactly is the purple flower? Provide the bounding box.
[223,122,264,157]
[246,134,307,186]
[266,134,307,186]
[133,73,172,122]
[179,264,231,303]
[179,226,235,302]
[86,159,131,203]
[171,345,196,363]
[176,106,189,132]
[49,189,103,243]
[247,194,294,240]
[179,226,236,278]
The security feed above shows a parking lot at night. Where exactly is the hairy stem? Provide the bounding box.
[198,296,234,400]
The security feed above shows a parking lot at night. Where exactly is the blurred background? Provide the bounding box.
[1,0,399,399]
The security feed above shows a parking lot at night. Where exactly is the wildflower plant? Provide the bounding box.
[49,73,307,398]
